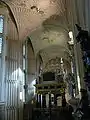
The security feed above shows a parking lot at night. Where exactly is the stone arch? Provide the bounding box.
[36,52,43,84]
[24,37,36,102]
[1,1,19,36]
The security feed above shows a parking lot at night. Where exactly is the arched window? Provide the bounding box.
[0,8,7,101]
[22,40,28,102]
[0,15,4,100]
[0,15,4,54]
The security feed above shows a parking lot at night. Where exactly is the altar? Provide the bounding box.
[34,82,66,108]
[35,58,67,108]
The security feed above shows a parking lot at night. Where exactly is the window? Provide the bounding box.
[0,15,4,54]
[0,15,4,73]
[0,15,4,33]
[23,44,26,70]
[22,42,27,101]
[0,14,5,101]
[0,37,3,53]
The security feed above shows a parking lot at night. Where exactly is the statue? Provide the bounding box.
[75,24,90,51]
[76,24,90,90]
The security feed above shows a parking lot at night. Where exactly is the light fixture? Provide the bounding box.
[31,6,44,14]
[68,31,74,45]
[60,58,63,64]
[69,31,73,39]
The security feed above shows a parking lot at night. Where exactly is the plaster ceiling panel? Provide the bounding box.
[39,45,71,65]
[2,0,66,40]
[43,15,69,30]
[40,30,68,46]
[30,26,69,55]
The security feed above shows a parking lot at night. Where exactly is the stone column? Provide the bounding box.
[38,94,41,108]
[54,94,57,106]
[36,94,39,107]
[42,94,46,108]
[46,94,49,108]
[49,94,51,108]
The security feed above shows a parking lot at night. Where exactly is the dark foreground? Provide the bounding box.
[32,107,74,120]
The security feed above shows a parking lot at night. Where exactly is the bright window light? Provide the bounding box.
[20,92,23,100]
[61,58,63,64]
[68,31,74,45]
[0,15,4,33]
[77,75,81,98]
[69,31,73,39]
[31,79,36,95]
[0,38,3,53]
[23,45,25,56]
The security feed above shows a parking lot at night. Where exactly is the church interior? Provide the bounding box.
[0,0,90,120]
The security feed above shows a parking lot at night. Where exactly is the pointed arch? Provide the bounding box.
[1,1,19,37]
[27,37,35,55]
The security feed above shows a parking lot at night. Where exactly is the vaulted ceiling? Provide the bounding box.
[1,0,74,67]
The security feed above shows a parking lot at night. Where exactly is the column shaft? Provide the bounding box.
[49,94,51,108]
[54,94,57,106]
[39,94,41,108]
[42,94,46,108]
